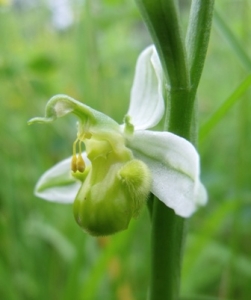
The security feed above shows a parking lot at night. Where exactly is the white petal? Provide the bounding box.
[126,45,164,130]
[35,154,89,203]
[127,131,207,217]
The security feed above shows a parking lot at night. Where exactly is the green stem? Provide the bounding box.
[168,88,196,139]
[136,0,189,90]
[149,199,186,300]
[135,1,215,300]
[186,0,215,90]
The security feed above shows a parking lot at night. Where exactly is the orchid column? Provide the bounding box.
[135,1,215,299]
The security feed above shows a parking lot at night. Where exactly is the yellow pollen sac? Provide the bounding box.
[77,154,85,173]
[71,139,86,173]
[71,154,78,173]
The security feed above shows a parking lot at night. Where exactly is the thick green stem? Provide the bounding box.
[136,0,190,90]
[186,0,215,90]
[135,1,215,300]
[134,2,190,300]
[149,199,186,300]
[149,88,194,300]
[167,88,196,139]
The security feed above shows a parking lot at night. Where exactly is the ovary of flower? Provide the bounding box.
[28,45,207,233]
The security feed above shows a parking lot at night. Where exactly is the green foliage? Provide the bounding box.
[1,0,251,299]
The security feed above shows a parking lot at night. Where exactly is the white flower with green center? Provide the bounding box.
[28,45,207,236]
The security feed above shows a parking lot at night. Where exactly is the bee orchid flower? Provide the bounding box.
[28,45,207,236]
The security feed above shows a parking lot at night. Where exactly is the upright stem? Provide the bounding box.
[149,200,186,300]
[135,1,215,300]
[149,88,194,300]
[136,0,190,90]
[186,0,215,90]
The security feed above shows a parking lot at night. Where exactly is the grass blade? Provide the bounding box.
[199,74,251,141]
[214,10,251,72]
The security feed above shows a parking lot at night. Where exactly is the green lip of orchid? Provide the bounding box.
[29,45,207,235]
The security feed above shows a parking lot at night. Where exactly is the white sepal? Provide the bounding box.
[35,154,89,203]
[126,45,164,130]
[127,130,207,217]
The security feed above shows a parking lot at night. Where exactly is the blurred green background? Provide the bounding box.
[1,0,251,299]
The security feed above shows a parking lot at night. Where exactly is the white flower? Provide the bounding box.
[29,45,207,219]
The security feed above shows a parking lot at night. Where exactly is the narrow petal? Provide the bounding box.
[127,131,207,217]
[35,154,89,203]
[126,45,164,130]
